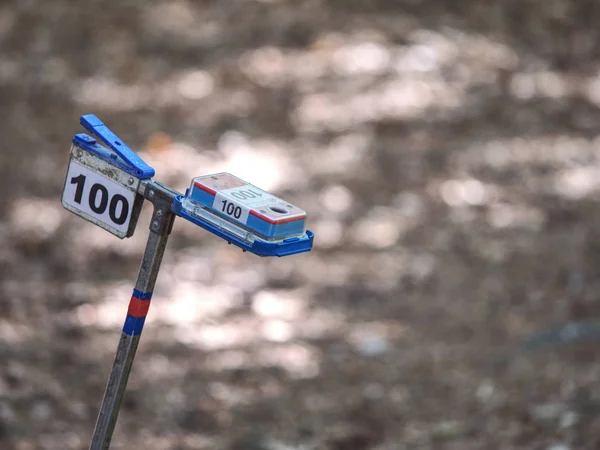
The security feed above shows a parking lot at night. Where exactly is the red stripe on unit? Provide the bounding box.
[193,182,217,196]
[249,210,306,225]
[127,296,151,318]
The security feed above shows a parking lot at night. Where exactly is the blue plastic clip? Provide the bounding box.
[72,114,155,179]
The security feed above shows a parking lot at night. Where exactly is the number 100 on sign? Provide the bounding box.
[62,155,140,238]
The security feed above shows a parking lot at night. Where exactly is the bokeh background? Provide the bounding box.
[3,1,600,449]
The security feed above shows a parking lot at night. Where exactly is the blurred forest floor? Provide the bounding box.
[3,0,600,449]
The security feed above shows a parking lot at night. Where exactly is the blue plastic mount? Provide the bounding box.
[172,195,314,257]
[73,114,155,179]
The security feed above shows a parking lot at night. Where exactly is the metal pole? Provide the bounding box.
[89,181,177,450]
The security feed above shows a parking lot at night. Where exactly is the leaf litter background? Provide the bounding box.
[3,1,600,449]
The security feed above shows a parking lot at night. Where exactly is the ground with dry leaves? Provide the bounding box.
[3,1,600,449]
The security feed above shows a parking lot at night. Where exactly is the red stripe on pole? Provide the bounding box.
[127,296,151,318]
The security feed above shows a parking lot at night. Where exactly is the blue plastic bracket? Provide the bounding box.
[74,114,155,179]
[172,195,314,257]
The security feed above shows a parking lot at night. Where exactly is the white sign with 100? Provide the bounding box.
[62,153,139,238]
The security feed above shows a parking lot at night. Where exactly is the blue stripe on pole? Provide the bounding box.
[122,314,146,336]
[122,290,152,336]
[132,289,153,300]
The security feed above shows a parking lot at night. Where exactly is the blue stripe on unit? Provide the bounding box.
[190,188,216,207]
[122,314,146,336]
[246,215,305,239]
[132,289,153,300]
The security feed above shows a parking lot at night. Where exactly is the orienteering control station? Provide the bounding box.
[61,115,314,449]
